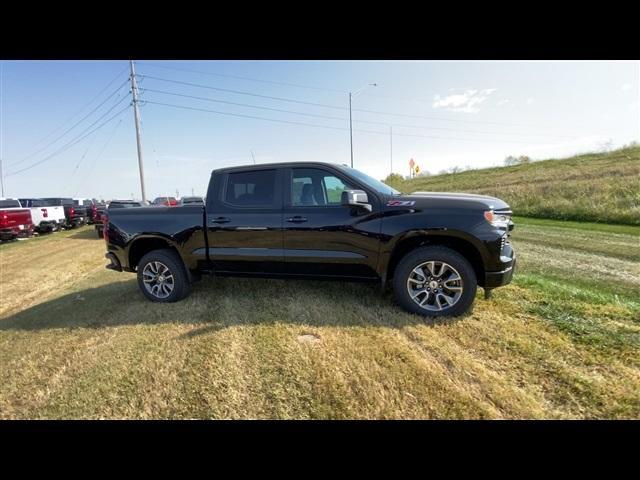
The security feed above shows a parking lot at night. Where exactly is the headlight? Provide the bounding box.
[484,210,512,228]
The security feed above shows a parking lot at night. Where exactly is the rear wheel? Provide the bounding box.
[393,246,477,317]
[136,249,191,303]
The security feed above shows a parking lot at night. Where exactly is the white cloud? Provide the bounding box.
[526,97,534,105]
[432,88,497,114]
[497,98,510,107]
[621,83,632,91]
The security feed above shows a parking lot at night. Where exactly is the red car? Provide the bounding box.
[0,200,35,241]
[152,196,178,207]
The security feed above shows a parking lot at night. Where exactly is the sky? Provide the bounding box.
[0,60,638,200]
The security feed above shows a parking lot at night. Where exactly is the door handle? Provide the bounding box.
[286,216,308,223]
[211,216,231,224]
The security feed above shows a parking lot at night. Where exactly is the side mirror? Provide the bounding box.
[341,189,372,213]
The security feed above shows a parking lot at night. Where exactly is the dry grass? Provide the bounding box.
[0,220,638,419]
[385,146,640,225]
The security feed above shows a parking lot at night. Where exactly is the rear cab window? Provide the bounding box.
[0,200,21,208]
[222,169,280,208]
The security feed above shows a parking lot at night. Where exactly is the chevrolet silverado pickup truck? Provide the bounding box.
[18,198,67,232]
[104,162,515,317]
[0,199,34,241]
[40,198,87,228]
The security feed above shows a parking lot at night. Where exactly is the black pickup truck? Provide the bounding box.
[104,162,515,317]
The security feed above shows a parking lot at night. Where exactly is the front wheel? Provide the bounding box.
[393,246,477,317]
[136,249,191,303]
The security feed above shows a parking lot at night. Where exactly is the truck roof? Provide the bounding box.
[211,161,348,175]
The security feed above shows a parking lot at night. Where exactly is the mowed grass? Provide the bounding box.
[385,146,640,225]
[0,220,638,419]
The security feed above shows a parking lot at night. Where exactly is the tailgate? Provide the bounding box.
[0,209,32,228]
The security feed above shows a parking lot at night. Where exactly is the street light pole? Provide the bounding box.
[349,83,377,169]
[349,92,353,168]
[390,125,393,175]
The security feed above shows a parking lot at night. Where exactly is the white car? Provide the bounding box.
[17,198,67,232]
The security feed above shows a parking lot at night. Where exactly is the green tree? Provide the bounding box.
[383,173,405,190]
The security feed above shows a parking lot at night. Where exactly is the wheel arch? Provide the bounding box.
[127,235,181,272]
[384,231,487,286]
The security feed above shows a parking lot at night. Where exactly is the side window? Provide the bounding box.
[224,169,277,207]
[291,168,354,206]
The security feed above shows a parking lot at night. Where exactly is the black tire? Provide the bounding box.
[393,246,477,318]
[136,249,191,303]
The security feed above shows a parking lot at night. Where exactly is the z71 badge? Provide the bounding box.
[387,200,416,207]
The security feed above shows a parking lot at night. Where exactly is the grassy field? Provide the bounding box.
[0,221,638,419]
[385,146,640,225]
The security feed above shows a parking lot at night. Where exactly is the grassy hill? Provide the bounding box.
[385,146,640,225]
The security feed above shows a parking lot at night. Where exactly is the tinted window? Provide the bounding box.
[0,199,21,208]
[291,168,354,206]
[108,201,142,209]
[225,169,277,207]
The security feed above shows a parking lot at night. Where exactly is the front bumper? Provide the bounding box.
[484,255,516,288]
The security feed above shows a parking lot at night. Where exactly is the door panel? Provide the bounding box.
[282,167,382,278]
[206,168,284,273]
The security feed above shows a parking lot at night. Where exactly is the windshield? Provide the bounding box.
[338,166,400,195]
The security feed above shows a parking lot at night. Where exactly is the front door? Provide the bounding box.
[282,166,381,278]
[206,167,284,274]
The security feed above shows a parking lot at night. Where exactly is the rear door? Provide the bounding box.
[281,166,382,278]
[205,167,284,274]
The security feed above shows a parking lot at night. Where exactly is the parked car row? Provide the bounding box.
[0,195,206,242]
[0,197,105,242]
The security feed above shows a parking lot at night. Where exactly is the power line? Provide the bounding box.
[141,87,576,140]
[73,117,124,197]
[144,99,352,132]
[27,66,129,150]
[6,79,130,167]
[6,102,130,176]
[141,74,348,111]
[140,73,575,131]
[139,62,346,93]
[143,100,540,145]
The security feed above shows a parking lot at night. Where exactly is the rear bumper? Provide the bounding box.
[105,252,123,272]
[1,226,34,240]
[484,256,516,288]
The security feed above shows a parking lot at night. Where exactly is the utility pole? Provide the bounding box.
[349,92,353,168]
[389,125,393,176]
[129,60,147,203]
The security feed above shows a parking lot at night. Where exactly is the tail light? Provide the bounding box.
[0,213,8,226]
[69,207,75,217]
